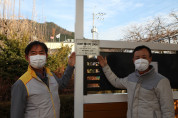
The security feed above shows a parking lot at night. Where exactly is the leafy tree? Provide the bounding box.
[0,35,28,101]
[47,43,72,77]
[0,35,28,80]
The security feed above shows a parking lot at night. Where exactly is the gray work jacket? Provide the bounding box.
[103,65,175,118]
[11,65,74,118]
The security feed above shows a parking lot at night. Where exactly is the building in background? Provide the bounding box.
[45,40,74,54]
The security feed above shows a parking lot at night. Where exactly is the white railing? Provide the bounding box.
[99,40,178,51]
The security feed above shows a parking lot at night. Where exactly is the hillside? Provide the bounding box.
[43,22,74,42]
[0,19,74,42]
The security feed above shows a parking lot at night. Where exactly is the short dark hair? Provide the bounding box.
[25,41,48,55]
[133,45,152,57]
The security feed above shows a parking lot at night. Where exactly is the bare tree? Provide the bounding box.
[0,0,46,42]
[123,11,178,44]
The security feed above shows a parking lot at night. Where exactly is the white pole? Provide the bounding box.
[74,0,84,118]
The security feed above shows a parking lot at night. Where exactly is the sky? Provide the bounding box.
[8,0,178,40]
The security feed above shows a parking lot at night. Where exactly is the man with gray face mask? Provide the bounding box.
[11,41,75,118]
[97,45,174,118]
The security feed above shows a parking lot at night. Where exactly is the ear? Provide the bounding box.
[25,55,29,62]
[132,57,135,64]
[149,57,152,63]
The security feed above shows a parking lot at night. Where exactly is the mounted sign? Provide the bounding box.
[75,39,100,55]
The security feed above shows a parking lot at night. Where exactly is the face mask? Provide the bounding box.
[134,58,149,71]
[29,55,46,69]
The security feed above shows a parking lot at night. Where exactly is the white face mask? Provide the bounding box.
[29,55,46,69]
[134,58,149,71]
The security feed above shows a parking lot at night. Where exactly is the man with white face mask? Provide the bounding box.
[97,45,174,118]
[11,41,76,118]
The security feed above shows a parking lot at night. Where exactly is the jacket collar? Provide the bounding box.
[27,65,53,78]
[135,65,155,77]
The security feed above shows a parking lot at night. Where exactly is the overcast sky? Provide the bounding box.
[11,0,178,40]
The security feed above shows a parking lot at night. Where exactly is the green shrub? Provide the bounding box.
[0,35,28,101]
[60,94,74,118]
[0,102,10,118]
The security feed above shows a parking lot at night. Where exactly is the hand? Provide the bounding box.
[97,55,107,67]
[68,52,76,67]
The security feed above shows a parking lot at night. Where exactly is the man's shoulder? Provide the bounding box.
[12,78,26,92]
[127,72,138,82]
[19,71,33,85]
[156,73,166,79]
[13,79,24,87]
[127,72,136,78]
[12,76,28,97]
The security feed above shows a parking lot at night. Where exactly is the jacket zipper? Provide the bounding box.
[35,77,57,118]
[131,82,137,118]
[131,77,142,118]
[154,111,157,118]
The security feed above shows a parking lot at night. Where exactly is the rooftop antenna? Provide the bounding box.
[91,6,106,40]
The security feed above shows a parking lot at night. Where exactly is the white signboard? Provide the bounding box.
[75,39,100,55]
